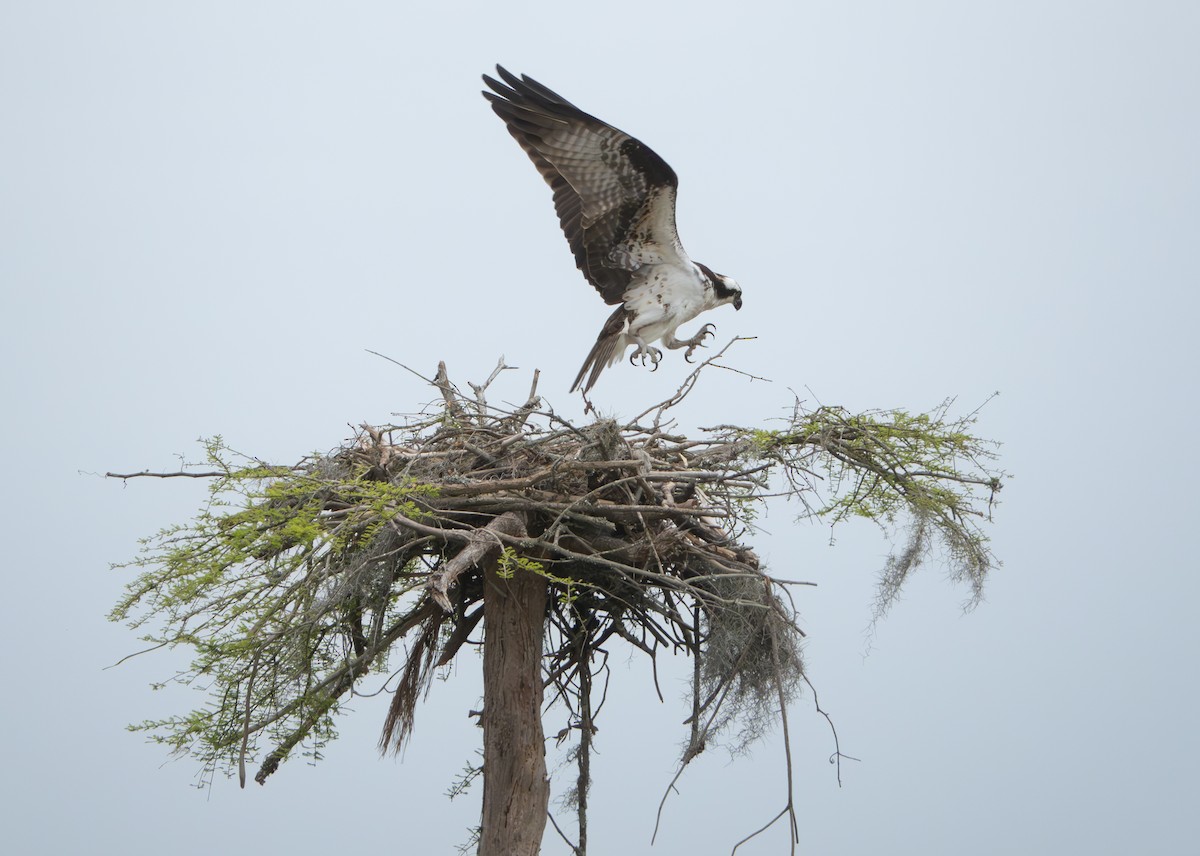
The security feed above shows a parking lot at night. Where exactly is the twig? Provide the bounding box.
[630,336,753,425]
[106,470,225,479]
[803,673,857,787]
[364,348,436,385]
[238,650,261,789]
[710,361,772,383]
[546,810,581,855]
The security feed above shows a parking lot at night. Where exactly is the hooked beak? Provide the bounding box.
[733,295,743,311]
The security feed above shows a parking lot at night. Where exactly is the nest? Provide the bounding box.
[110,350,1003,819]
[330,362,807,764]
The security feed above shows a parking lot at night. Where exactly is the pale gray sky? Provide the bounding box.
[3,2,1198,853]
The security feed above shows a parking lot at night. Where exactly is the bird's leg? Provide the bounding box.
[663,324,717,362]
[628,337,663,371]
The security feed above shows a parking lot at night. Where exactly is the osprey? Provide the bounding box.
[482,66,743,393]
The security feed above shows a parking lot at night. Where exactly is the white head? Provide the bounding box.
[713,273,743,310]
[697,263,743,310]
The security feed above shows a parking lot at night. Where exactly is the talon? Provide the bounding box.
[630,344,663,370]
[684,325,715,362]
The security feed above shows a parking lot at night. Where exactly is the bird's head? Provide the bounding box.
[713,273,743,311]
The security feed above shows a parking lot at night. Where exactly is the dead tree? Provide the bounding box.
[108,347,1004,854]
[480,523,549,855]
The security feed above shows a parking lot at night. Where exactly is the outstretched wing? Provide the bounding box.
[483,66,682,304]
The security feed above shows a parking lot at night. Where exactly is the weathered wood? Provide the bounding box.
[426,511,527,612]
[479,537,549,856]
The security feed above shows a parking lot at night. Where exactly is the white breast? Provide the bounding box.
[623,262,712,343]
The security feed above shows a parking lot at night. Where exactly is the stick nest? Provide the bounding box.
[110,352,1004,795]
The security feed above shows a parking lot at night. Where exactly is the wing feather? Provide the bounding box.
[483,66,681,304]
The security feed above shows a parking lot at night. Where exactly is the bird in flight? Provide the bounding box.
[482,66,743,394]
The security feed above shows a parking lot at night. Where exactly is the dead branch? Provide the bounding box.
[106,470,225,479]
[427,511,527,612]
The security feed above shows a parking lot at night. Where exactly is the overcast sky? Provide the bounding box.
[3,2,1198,853]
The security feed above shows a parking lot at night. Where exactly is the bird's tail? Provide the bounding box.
[571,307,629,394]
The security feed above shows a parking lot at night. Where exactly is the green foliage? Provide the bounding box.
[736,397,1002,611]
[110,438,439,783]
[495,546,544,580]
[497,547,585,605]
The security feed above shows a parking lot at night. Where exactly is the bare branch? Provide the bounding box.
[426,511,528,612]
[106,470,225,480]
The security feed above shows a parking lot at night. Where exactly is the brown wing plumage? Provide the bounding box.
[482,65,679,304]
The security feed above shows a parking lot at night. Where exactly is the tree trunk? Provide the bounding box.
[479,554,549,856]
